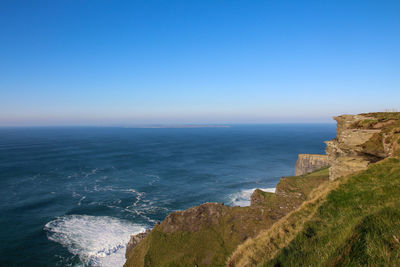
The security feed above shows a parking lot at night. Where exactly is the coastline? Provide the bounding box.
[124,112,400,267]
[0,124,335,266]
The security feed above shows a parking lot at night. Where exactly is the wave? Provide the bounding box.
[44,215,146,267]
[229,188,276,207]
[146,174,160,186]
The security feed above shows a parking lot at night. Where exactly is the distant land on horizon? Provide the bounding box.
[124,124,231,128]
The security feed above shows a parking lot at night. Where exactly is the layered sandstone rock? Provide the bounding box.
[325,113,400,180]
[325,115,378,180]
[294,154,329,176]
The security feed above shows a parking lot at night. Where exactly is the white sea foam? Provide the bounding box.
[44,215,146,267]
[229,188,276,207]
[77,196,86,206]
[145,174,160,185]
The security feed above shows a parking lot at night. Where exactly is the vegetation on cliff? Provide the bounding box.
[125,169,329,267]
[355,112,400,157]
[229,156,400,266]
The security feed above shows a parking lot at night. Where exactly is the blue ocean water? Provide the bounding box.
[0,125,335,266]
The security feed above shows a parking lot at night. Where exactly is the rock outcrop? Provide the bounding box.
[325,113,400,180]
[294,154,329,176]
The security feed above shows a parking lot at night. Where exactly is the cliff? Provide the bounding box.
[294,154,329,176]
[125,112,400,267]
[228,112,400,266]
[124,168,329,267]
[325,112,400,180]
[294,113,400,180]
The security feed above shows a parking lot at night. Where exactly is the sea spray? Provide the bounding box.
[229,188,276,207]
[44,215,146,267]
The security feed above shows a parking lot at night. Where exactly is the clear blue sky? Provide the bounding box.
[1,0,399,126]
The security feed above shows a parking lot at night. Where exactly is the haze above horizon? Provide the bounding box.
[1,0,399,126]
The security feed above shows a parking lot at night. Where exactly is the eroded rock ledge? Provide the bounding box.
[325,113,400,180]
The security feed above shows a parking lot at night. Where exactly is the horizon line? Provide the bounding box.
[0,122,336,128]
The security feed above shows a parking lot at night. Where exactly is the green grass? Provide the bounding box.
[332,207,400,266]
[265,157,400,266]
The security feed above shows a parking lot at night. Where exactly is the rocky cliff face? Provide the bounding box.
[325,113,400,180]
[294,154,329,176]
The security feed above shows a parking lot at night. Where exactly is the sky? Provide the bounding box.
[0,0,399,126]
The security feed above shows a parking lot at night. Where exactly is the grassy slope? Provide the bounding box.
[268,157,400,267]
[125,169,329,267]
[229,157,400,266]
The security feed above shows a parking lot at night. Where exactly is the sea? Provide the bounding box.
[0,124,335,266]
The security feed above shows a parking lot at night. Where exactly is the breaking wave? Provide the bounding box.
[229,187,276,207]
[44,215,146,267]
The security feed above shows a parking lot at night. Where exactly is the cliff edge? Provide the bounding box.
[326,112,400,180]
[125,112,400,267]
[124,169,329,267]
